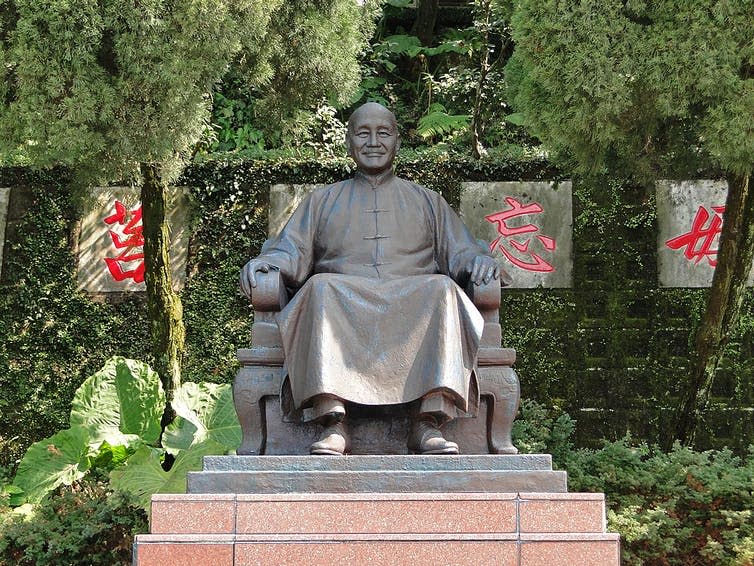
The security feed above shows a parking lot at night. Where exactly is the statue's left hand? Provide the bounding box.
[469,255,500,286]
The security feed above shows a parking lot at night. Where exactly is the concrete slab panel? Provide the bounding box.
[202,454,554,472]
[460,181,573,288]
[0,188,9,278]
[268,184,317,238]
[187,469,568,494]
[77,186,189,292]
[656,180,751,287]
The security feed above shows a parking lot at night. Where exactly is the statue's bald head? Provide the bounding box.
[346,102,401,175]
[347,102,398,136]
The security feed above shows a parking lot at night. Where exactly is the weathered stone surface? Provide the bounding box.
[134,536,234,566]
[77,186,189,293]
[268,184,317,238]
[201,454,554,472]
[460,181,573,288]
[518,492,606,533]
[233,493,518,534]
[188,469,567,494]
[656,179,750,287]
[186,455,567,494]
[233,539,518,566]
[135,492,621,565]
[0,188,9,278]
[519,533,621,566]
[150,494,236,534]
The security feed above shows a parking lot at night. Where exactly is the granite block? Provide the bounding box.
[134,539,234,566]
[234,540,517,566]
[234,496,517,534]
[519,536,621,566]
[150,494,236,534]
[518,493,606,533]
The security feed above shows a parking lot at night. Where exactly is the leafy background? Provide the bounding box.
[2,154,752,471]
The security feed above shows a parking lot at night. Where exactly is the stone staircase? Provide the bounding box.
[133,455,620,566]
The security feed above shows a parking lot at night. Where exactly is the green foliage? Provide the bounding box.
[515,401,754,565]
[10,427,92,505]
[109,440,224,512]
[207,91,266,153]
[0,175,151,467]
[506,0,754,179]
[512,399,576,468]
[0,0,280,181]
[248,0,378,145]
[11,357,163,504]
[0,475,147,566]
[416,103,470,141]
[567,440,754,565]
[7,356,233,510]
[162,382,241,453]
[70,356,164,448]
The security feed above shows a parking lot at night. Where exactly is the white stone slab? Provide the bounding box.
[656,180,751,287]
[77,186,189,293]
[460,181,573,288]
[268,184,318,239]
[0,188,9,278]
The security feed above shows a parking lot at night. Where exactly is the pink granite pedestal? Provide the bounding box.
[134,492,620,565]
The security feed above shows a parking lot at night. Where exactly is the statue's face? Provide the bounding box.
[347,105,400,175]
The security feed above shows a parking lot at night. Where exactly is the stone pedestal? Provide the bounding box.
[134,456,620,565]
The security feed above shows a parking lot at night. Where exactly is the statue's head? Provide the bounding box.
[346,102,401,176]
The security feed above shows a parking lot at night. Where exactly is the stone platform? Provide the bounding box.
[187,455,567,494]
[134,492,619,565]
[134,455,620,565]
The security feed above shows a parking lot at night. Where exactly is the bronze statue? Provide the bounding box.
[240,102,509,455]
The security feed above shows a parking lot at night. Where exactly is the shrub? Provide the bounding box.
[0,474,147,566]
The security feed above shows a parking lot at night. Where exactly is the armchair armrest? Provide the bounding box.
[465,277,502,311]
[250,269,289,312]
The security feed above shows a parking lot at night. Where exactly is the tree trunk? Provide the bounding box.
[140,162,185,430]
[470,0,491,160]
[675,171,754,445]
[411,0,439,46]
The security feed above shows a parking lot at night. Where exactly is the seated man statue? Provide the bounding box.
[239,102,508,456]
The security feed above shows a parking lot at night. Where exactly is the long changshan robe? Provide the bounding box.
[255,171,493,418]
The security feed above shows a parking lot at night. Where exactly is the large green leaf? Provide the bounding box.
[70,356,164,448]
[109,440,225,511]
[12,426,92,504]
[162,382,241,453]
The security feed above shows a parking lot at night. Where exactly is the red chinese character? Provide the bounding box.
[103,200,145,283]
[665,205,725,267]
[485,196,556,272]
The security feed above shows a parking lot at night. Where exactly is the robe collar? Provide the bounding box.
[355,169,396,189]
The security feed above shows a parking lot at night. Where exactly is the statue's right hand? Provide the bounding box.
[239,259,273,299]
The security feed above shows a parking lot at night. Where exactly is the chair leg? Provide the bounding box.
[478,366,520,454]
[233,365,281,455]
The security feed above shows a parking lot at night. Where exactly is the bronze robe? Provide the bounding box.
[257,171,490,415]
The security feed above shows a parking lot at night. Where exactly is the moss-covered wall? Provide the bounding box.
[1,155,751,467]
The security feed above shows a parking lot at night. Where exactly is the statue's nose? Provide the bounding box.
[367,131,379,146]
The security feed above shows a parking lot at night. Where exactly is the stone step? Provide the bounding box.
[150,492,607,536]
[201,454,554,472]
[134,532,621,566]
[137,492,619,565]
[187,469,568,494]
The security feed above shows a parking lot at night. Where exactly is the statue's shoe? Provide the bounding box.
[310,420,350,455]
[408,419,459,455]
